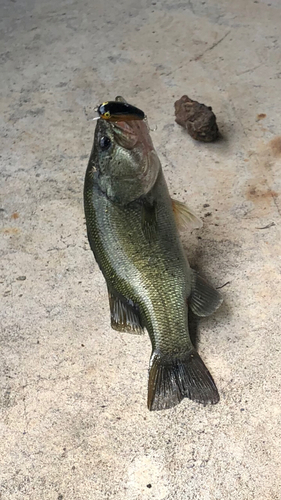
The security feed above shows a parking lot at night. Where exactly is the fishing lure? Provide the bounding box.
[95,101,145,122]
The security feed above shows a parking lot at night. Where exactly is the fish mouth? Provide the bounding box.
[110,119,159,191]
[111,119,154,155]
[96,96,151,151]
[111,121,140,149]
[94,116,137,149]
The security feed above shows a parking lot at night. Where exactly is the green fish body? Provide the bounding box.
[84,97,222,410]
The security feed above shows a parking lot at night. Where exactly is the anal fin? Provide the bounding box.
[108,289,144,335]
[189,270,223,317]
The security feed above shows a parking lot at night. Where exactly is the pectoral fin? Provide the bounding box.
[171,198,203,230]
[108,289,144,334]
[189,270,223,317]
[141,201,157,241]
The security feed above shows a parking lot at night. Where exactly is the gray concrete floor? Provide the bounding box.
[1,0,281,498]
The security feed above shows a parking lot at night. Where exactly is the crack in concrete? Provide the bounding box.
[191,30,231,61]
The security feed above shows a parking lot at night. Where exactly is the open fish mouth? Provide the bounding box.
[111,119,154,154]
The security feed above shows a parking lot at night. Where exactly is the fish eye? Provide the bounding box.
[99,136,111,150]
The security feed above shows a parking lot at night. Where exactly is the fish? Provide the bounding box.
[84,96,222,411]
[96,99,145,122]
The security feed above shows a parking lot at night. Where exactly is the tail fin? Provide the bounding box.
[147,349,219,411]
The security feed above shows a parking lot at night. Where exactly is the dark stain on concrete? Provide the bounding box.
[269,136,281,157]
[246,183,277,202]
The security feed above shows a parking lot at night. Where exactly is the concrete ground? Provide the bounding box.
[1,0,281,498]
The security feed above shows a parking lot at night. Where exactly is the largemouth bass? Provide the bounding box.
[84,96,222,411]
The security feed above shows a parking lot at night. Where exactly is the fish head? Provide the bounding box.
[92,97,160,204]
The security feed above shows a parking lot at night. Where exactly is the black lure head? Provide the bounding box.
[97,100,145,122]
